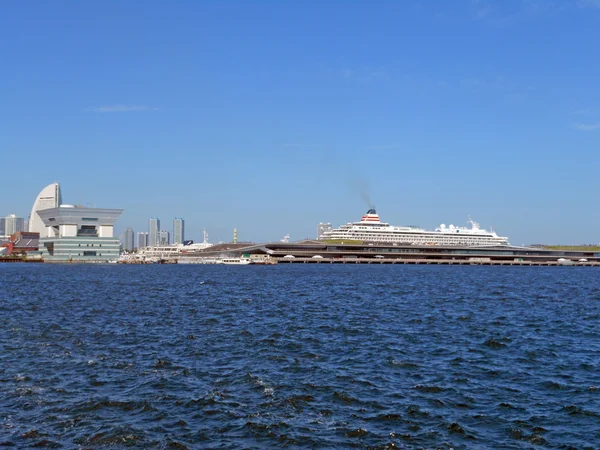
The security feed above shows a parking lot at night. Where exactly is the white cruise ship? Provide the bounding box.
[318,209,509,247]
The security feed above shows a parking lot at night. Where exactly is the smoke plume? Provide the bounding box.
[348,177,375,209]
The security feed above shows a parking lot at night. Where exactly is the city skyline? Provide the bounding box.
[3,187,599,246]
[122,218,186,249]
[1,2,599,245]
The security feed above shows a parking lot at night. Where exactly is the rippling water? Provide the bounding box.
[1,264,600,449]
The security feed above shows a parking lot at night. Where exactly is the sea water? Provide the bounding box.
[1,264,599,448]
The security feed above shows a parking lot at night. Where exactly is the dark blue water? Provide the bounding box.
[1,264,599,449]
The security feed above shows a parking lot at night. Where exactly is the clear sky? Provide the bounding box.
[1,1,599,245]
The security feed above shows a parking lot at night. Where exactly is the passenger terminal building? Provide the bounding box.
[37,205,123,262]
[29,183,123,262]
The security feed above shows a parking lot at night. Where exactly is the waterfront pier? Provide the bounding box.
[177,241,600,266]
[274,257,600,266]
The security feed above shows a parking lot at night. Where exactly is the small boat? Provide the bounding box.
[179,257,223,264]
[557,258,575,266]
[221,257,252,265]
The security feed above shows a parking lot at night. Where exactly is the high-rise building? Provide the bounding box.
[123,227,134,252]
[137,232,148,249]
[317,222,332,239]
[149,217,160,246]
[5,215,25,236]
[0,217,5,237]
[173,218,184,244]
[158,230,170,246]
[29,183,62,234]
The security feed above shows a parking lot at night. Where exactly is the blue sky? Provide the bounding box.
[1,1,599,245]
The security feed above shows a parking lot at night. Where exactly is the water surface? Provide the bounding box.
[1,264,599,448]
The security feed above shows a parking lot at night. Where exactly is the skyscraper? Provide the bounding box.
[137,232,148,249]
[158,230,170,246]
[173,217,184,245]
[123,227,134,252]
[0,217,5,237]
[5,215,25,236]
[149,217,160,246]
[29,183,62,234]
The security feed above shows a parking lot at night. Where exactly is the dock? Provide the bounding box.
[178,240,600,267]
[274,257,599,266]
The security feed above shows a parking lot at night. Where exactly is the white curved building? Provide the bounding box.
[29,183,62,234]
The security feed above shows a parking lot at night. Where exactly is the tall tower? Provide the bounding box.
[29,182,62,234]
[173,218,185,244]
[5,215,25,236]
[233,228,238,244]
[149,217,160,246]
[123,227,134,252]
[137,232,148,249]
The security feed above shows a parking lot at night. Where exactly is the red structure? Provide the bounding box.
[2,232,40,255]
